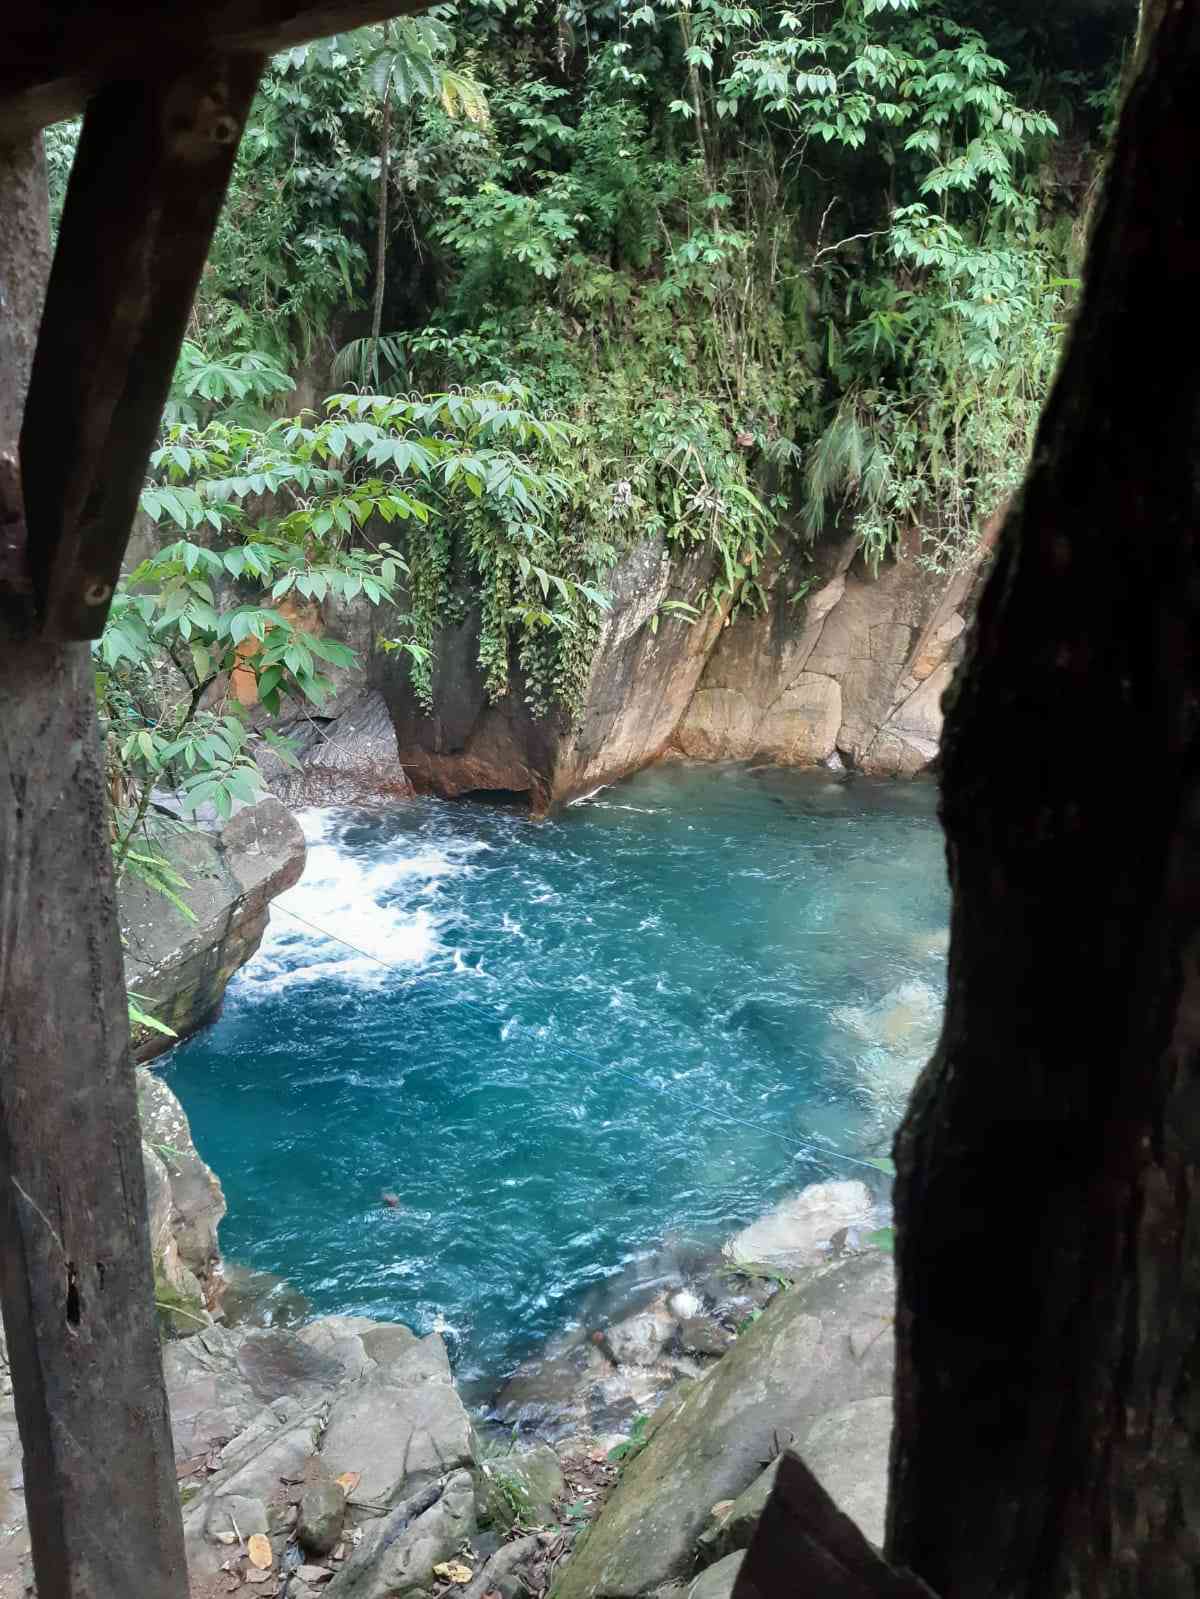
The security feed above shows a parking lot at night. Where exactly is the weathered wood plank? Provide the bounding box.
[0,0,425,140]
[733,1452,936,1599]
[0,136,188,1599]
[20,54,261,640]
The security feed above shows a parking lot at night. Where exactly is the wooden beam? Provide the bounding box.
[733,1452,937,1599]
[19,55,262,640]
[0,136,189,1598]
[0,0,424,141]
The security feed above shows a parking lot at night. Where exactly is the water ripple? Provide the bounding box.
[166,763,948,1385]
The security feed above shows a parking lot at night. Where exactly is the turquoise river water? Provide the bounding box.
[165,762,948,1389]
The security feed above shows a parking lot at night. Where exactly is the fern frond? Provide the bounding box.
[332,333,410,388]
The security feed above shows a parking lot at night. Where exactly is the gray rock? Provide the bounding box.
[297,1566,335,1586]
[137,1069,226,1291]
[690,1552,745,1599]
[677,1318,734,1358]
[553,1253,894,1598]
[725,1180,874,1274]
[163,1323,265,1462]
[261,689,413,806]
[299,1480,346,1555]
[164,1324,348,1464]
[800,1395,892,1547]
[325,1470,476,1599]
[121,795,306,1059]
[478,1442,564,1528]
[319,1336,473,1507]
[201,1493,269,1544]
[182,1407,325,1575]
[604,1306,675,1367]
[238,1327,345,1403]
[460,1534,541,1599]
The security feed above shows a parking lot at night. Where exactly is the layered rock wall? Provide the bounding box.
[676,526,983,776]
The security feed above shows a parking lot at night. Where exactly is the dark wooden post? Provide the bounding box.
[0,140,189,1599]
[736,7,1200,1597]
[885,8,1200,1597]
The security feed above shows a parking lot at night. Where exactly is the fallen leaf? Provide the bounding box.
[335,1471,361,1497]
[710,1500,735,1521]
[432,1561,474,1584]
[245,1568,272,1585]
[247,1534,273,1570]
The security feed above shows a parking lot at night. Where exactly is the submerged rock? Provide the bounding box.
[725,1178,875,1274]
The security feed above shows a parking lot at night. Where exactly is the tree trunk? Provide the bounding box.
[677,11,713,195]
[886,7,1200,1596]
[370,85,392,376]
[0,137,188,1599]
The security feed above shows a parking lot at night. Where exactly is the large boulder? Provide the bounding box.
[120,795,305,1058]
[378,539,726,811]
[695,1396,892,1568]
[553,1252,895,1599]
[325,1471,477,1599]
[317,1330,475,1507]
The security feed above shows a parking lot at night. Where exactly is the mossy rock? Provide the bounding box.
[477,1443,565,1529]
[553,1253,894,1599]
[154,1273,208,1339]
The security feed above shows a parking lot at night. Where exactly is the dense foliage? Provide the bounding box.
[45,1,1128,879]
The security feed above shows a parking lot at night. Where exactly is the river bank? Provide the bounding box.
[0,1169,896,1599]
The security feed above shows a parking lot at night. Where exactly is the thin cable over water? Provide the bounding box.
[270,899,892,1178]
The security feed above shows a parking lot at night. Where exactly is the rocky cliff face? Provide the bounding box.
[139,1068,227,1325]
[676,527,984,777]
[367,530,985,807]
